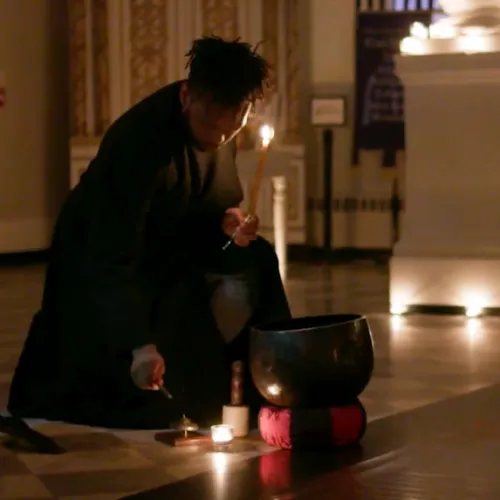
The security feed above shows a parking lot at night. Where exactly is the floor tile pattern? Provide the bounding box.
[125,383,500,499]
[0,262,500,498]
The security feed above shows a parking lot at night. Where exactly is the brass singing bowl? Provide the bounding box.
[250,314,374,408]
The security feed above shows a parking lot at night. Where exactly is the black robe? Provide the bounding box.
[7,81,290,429]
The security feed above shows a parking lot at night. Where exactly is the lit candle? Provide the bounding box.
[248,124,275,215]
[211,424,234,451]
[221,124,276,252]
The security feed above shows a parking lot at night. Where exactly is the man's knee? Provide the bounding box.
[207,236,278,275]
[251,236,279,265]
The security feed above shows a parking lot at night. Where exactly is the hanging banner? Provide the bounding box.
[354,12,430,166]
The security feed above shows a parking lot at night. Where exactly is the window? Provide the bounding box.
[393,0,441,9]
[358,0,443,13]
[393,0,445,22]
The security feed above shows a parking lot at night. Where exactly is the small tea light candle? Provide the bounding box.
[211,424,234,451]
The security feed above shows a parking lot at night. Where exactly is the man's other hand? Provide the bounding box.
[222,208,259,247]
[131,344,165,390]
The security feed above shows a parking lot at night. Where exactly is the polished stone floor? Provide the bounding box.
[1,261,500,498]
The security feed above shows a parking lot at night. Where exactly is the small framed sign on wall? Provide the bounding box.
[311,97,346,126]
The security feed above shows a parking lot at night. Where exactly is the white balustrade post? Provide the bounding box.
[272,176,288,281]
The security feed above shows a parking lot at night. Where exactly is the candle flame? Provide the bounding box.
[211,424,233,444]
[259,124,274,147]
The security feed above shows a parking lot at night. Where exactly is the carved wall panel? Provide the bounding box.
[286,163,299,221]
[129,0,168,105]
[261,0,301,144]
[68,0,87,137]
[284,0,301,144]
[92,0,110,134]
[261,0,278,98]
[202,0,238,39]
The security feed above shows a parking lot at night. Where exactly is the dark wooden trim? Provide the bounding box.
[288,245,392,264]
[0,250,49,266]
[403,304,500,317]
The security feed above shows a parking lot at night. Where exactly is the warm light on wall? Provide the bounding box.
[465,305,483,318]
[390,314,405,332]
[410,22,429,39]
[390,288,492,317]
[390,288,414,316]
[400,37,426,55]
[429,21,457,39]
[400,21,497,55]
[390,302,408,316]
[462,292,489,318]
[466,318,484,344]
[458,31,491,53]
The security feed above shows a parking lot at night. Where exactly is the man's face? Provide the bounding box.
[180,84,252,151]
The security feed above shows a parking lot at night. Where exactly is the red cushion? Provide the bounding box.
[259,402,366,450]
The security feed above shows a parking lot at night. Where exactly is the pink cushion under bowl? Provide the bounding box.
[258,401,367,450]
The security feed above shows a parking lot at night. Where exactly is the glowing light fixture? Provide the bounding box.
[400,36,425,55]
[429,21,457,39]
[400,20,500,56]
[410,22,429,39]
[463,292,488,318]
[390,302,408,316]
[459,30,490,53]
[465,304,484,318]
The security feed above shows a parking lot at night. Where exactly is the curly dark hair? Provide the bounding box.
[185,36,271,108]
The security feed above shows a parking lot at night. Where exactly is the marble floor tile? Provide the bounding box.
[59,495,132,500]
[39,468,177,498]
[18,447,156,475]
[0,475,53,499]
[2,261,500,498]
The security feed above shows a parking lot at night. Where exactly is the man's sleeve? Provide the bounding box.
[83,133,166,352]
[200,139,244,249]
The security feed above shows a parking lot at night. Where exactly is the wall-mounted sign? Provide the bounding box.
[354,11,430,166]
[311,97,346,126]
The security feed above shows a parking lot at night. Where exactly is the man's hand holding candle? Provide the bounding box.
[222,208,259,247]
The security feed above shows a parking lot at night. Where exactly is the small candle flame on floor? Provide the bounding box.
[211,424,234,445]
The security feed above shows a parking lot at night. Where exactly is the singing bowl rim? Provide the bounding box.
[250,314,374,406]
[251,313,369,335]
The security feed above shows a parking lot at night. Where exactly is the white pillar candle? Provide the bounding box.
[222,405,250,438]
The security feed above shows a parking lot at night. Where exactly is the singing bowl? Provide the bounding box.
[250,314,374,408]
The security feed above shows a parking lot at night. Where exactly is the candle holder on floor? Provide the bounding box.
[211,424,234,451]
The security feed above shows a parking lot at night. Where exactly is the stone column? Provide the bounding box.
[390,0,500,315]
